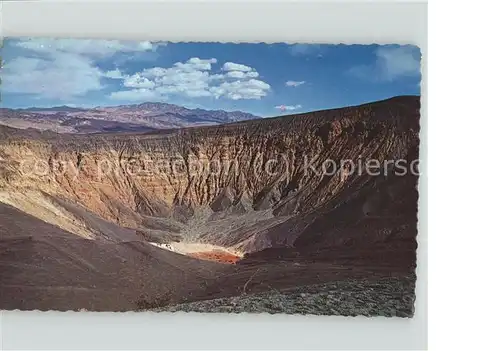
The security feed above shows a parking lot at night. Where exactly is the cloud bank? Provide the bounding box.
[109,57,271,101]
[2,38,162,99]
[3,38,272,102]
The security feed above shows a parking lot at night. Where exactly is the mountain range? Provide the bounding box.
[0,102,261,134]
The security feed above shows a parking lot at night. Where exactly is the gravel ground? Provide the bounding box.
[156,274,416,317]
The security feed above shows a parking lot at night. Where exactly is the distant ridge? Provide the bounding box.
[1,101,262,134]
[18,105,88,113]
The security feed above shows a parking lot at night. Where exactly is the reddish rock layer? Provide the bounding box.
[188,250,241,264]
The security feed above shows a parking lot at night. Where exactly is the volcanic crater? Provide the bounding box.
[0,96,420,315]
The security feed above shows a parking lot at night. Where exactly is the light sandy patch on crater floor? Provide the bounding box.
[149,241,243,264]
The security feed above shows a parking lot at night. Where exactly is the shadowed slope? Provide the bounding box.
[0,203,229,311]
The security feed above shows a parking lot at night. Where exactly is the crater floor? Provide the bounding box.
[150,241,243,264]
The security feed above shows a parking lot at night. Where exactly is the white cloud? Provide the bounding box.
[211,79,271,100]
[3,38,162,99]
[174,57,217,71]
[110,58,271,101]
[14,38,160,58]
[223,62,260,80]
[222,62,253,72]
[104,69,124,79]
[349,45,421,82]
[275,104,302,111]
[123,74,156,89]
[226,70,259,79]
[285,80,305,87]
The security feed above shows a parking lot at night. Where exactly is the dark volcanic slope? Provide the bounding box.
[0,96,421,311]
[0,202,227,311]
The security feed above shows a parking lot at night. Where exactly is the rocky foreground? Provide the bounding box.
[158,274,416,317]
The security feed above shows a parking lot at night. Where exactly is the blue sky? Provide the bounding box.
[1,39,421,117]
